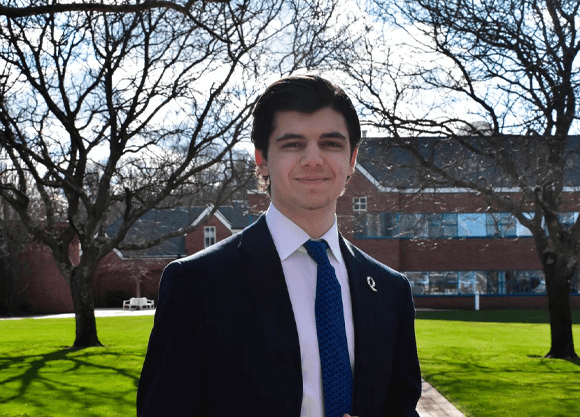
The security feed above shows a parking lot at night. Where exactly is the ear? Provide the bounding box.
[255,149,269,176]
[348,146,358,176]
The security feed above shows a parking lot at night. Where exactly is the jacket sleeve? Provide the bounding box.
[137,261,207,416]
[384,277,422,417]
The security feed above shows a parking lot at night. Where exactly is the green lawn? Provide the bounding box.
[0,316,152,417]
[415,309,580,417]
[0,310,578,416]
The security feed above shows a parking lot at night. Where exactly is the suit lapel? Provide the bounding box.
[239,216,303,414]
[340,234,393,414]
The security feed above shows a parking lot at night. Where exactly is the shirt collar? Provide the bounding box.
[265,203,345,265]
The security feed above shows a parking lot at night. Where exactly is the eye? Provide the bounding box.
[282,141,303,149]
[321,140,344,148]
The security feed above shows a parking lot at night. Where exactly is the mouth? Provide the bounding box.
[296,178,328,184]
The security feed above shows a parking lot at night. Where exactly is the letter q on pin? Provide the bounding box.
[366,276,377,292]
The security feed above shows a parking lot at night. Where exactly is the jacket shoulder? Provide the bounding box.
[341,235,409,284]
[162,214,269,278]
[167,231,243,273]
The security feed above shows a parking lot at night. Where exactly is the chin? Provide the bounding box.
[297,198,335,211]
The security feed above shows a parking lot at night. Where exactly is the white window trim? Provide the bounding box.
[353,196,367,212]
[204,226,216,248]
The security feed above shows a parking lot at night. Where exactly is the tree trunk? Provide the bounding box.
[69,267,103,348]
[544,262,578,359]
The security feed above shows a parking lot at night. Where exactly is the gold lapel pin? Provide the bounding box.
[367,276,378,292]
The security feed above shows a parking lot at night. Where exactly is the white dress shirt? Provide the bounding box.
[265,204,355,417]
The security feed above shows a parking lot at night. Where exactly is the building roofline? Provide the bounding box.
[356,165,580,194]
[192,204,232,231]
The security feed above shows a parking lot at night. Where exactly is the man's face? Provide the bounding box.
[255,107,357,219]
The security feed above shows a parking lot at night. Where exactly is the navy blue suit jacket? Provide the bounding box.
[137,215,421,416]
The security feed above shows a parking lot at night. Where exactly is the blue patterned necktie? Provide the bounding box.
[303,239,353,417]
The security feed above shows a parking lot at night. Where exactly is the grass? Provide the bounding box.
[0,316,153,417]
[0,310,578,416]
[415,309,580,417]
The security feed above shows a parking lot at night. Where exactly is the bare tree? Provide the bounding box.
[340,0,580,359]
[0,0,230,19]
[0,196,31,315]
[0,0,345,347]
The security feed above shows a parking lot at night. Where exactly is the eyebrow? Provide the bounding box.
[274,132,348,142]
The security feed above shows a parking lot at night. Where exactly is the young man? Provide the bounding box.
[137,75,421,417]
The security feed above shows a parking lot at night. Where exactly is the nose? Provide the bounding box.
[301,142,323,168]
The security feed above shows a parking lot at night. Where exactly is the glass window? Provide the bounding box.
[458,213,486,237]
[428,272,445,295]
[474,271,488,294]
[353,197,367,211]
[204,226,216,248]
[559,212,577,231]
[487,271,506,294]
[486,213,517,237]
[458,271,475,294]
[458,271,487,294]
[364,213,382,237]
[512,270,546,294]
[398,214,428,238]
[516,213,534,237]
[505,271,520,294]
[354,213,397,238]
[443,271,458,294]
[406,271,429,295]
[406,270,548,295]
[427,271,458,294]
[428,213,458,238]
[379,213,397,238]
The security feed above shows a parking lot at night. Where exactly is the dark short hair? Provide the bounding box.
[251,75,361,158]
[251,75,361,192]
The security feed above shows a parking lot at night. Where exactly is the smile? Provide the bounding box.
[296,178,328,183]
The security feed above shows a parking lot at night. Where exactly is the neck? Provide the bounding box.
[273,203,336,239]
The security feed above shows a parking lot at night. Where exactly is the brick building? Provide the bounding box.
[8,203,250,314]
[248,136,580,310]
[8,138,580,313]
[343,137,580,310]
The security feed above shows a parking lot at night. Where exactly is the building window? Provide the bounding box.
[559,212,577,231]
[428,213,458,238]
[353,197,367,211]
[458,271,487,294]
[352,211,577,240]
[204,226,216,248]
[405,270,546,295]
[486,213,517,237]
[407,271,429,295]
[354,213,397,238]
[399,213,429,238]
[428,271,458,294]
[458,213,486,237]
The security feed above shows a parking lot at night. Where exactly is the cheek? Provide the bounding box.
[276,156,298,176]
[333,157,352,177]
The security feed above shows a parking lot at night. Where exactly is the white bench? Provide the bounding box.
[123,297,155,310]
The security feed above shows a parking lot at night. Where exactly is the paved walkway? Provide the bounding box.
[0,308,156,320]
[2,309,465,416]
[418,379,465,417]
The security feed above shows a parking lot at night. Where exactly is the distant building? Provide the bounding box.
[8,137,580,313]
[247,136,580,310]
[10,203,251,314]
[342,137,580,310]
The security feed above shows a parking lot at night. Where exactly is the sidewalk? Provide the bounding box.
[418,379,465,417]
[0,308,156,320]
[2,309,465,416]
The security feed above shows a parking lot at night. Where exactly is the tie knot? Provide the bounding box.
[303,239,331,266]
